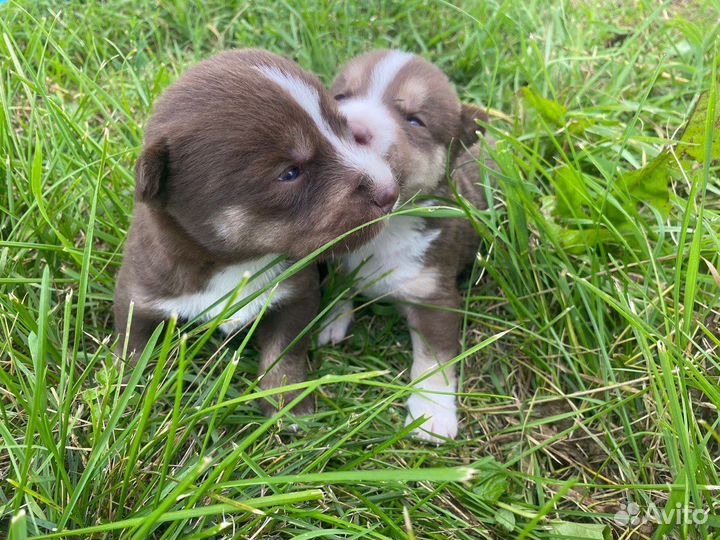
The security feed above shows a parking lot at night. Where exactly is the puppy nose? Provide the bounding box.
[349,121,373,146]
[373,184,399,214]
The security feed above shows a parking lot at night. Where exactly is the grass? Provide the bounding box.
[1,0,720,538]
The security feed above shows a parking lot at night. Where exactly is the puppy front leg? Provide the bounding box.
[402,293,461,443]
[256,272,319,417]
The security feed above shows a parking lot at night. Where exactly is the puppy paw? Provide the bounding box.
[405,392,458,444]
[318,300,354,346]
[318,317,351,345]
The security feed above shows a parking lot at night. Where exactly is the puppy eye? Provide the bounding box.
[334,93,347,101]
[278,165,303,182]
[406,115,425,127]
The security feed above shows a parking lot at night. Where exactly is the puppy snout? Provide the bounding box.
[349,120,373,146]
[373,184,399,214]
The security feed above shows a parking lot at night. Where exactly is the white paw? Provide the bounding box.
[318,301,353,346]
[405,392,458,444]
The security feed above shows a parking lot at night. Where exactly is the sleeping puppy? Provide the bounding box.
[320,50,492,442]
[114,49,398,414]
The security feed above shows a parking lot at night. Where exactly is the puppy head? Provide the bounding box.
[135,49,398,260]
[331,50,487,202]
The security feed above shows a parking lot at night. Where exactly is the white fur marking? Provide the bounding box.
[402,267,439,298]
[405,343,458,443]
[405,384,458,443]
[339,51,414,156]
[214,205,248,242]
[254,65,394,191]
[154,255,291,333]
[342,216,440,300]
[369,51,414,100]
[317,299,354,346]
[340,97,397,156]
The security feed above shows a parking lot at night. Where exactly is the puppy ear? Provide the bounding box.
[135,138,169,205]
[459,103,489,147]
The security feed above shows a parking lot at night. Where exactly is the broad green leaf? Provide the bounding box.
[677,89,720,163]
[521,87,567,126]
[552,166,595,219]
[616,151,672,217]
[547,520,611,540]
[540,195,618,254]
[495,507,516,532]
[615,82,719,218]
[559,227,617,254]
[540,82,719,254]
[472,471,508,503]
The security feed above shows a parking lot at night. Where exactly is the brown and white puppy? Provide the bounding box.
[114,49,398,414]
[320,50,492,442]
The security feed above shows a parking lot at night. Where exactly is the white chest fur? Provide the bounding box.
[341,216,440,300]
[153,255,292,333]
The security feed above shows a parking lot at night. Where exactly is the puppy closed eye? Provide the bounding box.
[334,93,348,101]
[278,165,304,182]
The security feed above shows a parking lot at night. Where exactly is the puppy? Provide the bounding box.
[114,49,398,414]
[320,50,492,442]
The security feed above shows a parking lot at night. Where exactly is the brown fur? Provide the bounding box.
[332,51,488,202]
[327,50,495,441]
[115,49,396,414]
